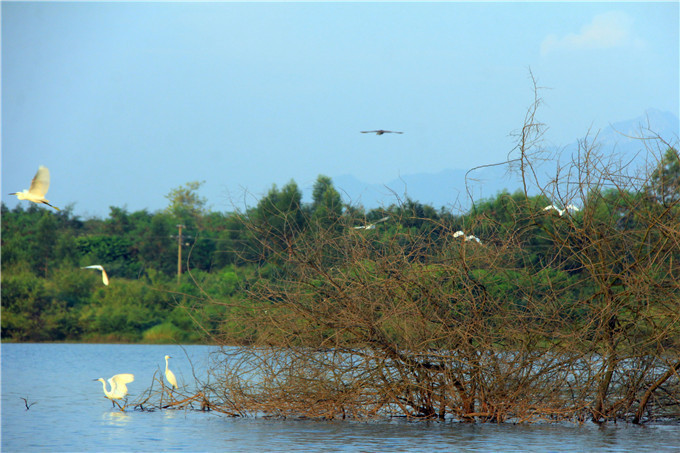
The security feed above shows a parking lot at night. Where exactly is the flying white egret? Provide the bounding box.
[164,355,178,390]
[353,216,389,230]
[9,165,60,211]
[543,205,565,216]
[94,373,134,408]
[564,204,581,214]
[543,204,581,216]
[454,230,481,244]
[82,265,110,286]
[360,130,403,135]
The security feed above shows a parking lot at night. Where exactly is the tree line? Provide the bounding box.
[1,174,459,342]
[194,136,679,423]
[2,148,678,344]
[2,130,679,422]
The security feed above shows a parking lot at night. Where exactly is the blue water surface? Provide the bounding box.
[2,343,679,452]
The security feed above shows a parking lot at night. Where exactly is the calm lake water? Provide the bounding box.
[2,343,679,452]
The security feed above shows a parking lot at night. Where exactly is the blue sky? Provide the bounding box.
[2,2,678,218]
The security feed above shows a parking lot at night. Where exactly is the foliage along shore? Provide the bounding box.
[2,147,679,347]
[3,139,680,423]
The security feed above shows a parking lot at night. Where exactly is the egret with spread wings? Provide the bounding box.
[9,166,60,211]
[94,373,134,409]
[82,265,110,286]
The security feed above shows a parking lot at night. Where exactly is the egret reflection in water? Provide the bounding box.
[102,411,132,426]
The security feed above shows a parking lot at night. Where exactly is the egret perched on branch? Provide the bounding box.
[94,373,134,408]
[353,216,389,230]
[454,230,482,244]
[164,355,178,390]
[543,204,581,216]
[9,165,60,211]
[82,265,109,286]
[360,130,403,135]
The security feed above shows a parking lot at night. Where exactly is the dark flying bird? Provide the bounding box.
[360,130,403,135]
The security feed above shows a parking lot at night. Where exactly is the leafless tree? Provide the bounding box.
[181,82,679,423]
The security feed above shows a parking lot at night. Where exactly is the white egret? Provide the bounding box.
[94,373,134,408]
[82,265,109,286]
[9,165,60,211]
[360,130,403,135]
[564,204,581,214]
[543,204,581,216]
[353,216,389,230]
[454,230,481,244]
[543,205,565,216]
[164,355,178,390]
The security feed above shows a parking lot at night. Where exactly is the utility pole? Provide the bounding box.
[176,224,185,284]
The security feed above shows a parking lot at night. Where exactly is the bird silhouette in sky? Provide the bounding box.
[360,130,403,135]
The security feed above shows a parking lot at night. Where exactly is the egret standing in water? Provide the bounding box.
[94,373,134,409]
[9,165,60,211]
[82,265,109,286]
[164,355,178,391]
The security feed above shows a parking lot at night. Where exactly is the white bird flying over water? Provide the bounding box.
[165,355,178,390]
[360,130,403,135]
[9,165,60,211]
[94,373,134,408]
[82,265,109,286]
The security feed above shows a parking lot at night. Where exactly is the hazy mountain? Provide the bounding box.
[330,109,679,211]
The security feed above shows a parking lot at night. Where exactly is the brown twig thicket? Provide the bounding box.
[180,88,679,424]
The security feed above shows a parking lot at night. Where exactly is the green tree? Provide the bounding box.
[647,147,680,205]
[250,180,305,262]
[310,175,343,227]
[136,213,175,275]
[165,181,207,228]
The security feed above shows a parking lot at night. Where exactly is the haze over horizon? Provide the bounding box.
[2,2,678,218]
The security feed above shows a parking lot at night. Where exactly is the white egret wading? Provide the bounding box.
[9,165,60,211]
[94,373,134,408]
[82,265,109,286]
[165,355,178,390]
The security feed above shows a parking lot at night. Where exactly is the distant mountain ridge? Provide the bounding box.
[326,109,679,211]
